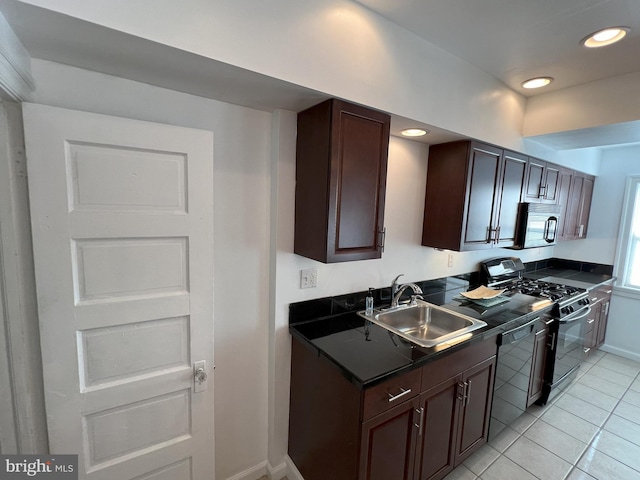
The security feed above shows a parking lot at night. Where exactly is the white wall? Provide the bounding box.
[524,71,640,137]
[554,148,601,176]
[554,146,640,361]
[553,148,635,264]
[28,59,272,480]
[19,0,527,150]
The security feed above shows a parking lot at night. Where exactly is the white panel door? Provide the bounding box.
[23,103,214,480]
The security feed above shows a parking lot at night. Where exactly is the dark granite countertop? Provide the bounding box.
[289,259,614,390]
[525,268,615,290]
[290,285,551,389]
[524,258,615,290]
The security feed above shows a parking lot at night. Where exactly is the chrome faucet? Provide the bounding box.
[390,276,423,308]
[391,274,404,296]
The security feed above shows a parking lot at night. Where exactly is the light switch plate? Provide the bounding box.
[300,268,317,288]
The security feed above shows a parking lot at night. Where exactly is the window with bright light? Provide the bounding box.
[616,175,640,292]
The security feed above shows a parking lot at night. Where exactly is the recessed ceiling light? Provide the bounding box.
[582,27,630,48]
[401,128,429,137]
[521,77,554,89]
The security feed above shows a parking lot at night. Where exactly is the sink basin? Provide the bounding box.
[359,299,487,348]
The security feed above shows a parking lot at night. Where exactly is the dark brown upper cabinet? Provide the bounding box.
[294,99,391,263]
[562,171,595,240]
[422,141,527,251]
[522,159,561,203]
[556,167,574,240]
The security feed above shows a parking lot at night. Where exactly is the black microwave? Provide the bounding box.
[513,203,561,249]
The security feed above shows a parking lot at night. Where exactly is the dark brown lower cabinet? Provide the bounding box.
[360,397,420,480]
[527,317,552,406]
[415,357,496,480]
[584,284,613,355]
[289,335,497,480]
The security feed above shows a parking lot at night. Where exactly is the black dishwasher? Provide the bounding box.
[489,315,541,440]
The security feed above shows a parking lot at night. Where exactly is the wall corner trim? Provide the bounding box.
[0,11,34,102]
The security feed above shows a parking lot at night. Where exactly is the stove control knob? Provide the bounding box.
[569,305,575,313]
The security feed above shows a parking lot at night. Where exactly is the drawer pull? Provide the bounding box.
[387,387,412,403]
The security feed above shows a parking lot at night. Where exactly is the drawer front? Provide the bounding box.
[363,368,421,421]
[421,336,498,392]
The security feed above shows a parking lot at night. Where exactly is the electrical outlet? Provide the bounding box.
[300,268,317,289]
[447,253,454,268]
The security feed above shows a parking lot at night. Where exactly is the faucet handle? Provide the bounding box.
[410,294,424,306]
[391,274,404,293]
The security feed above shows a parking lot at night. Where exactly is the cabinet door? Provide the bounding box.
[523,159,546,202]
[360,397,419,480]
[577,175,594,239]
[596,286,612,348]
[414,376,460,480]
[294,99,390,263]
[528,320,551,406]
[462,144,502,249]
[584,302,602,355]
[494,151,527,247]
[563,174,585,240]
[556,168,573,240]
[597,299,610,347]
[542,164,561,203]
[455,356,496,462]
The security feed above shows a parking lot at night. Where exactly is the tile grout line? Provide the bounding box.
[566,352,640,479]
[469,351,640,480]
[476,372,576,480]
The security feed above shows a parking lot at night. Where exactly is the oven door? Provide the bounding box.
[551,306,591,389]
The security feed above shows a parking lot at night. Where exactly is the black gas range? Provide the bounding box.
[480,257,591,410]
[480,257,590,319]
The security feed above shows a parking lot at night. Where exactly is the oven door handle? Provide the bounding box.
[559,306,591,324]
[502,315,540,338]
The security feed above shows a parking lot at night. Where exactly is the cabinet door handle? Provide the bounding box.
[414,407,424,436]
[387,387,412,403]
[548,332,556,349]
[584,347,591,354]
[457,381,465,401]
[378,228,386,252]
[465,380,471,408]
[587,319,595,324]
[539,184,548,197]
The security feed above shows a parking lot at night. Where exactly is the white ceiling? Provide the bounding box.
[354,0,640,97]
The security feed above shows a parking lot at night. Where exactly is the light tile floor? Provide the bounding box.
[447,350,640,480]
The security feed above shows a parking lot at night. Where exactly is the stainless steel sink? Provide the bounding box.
[359,299,487,348]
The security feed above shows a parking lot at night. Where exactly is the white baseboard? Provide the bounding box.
[223,457,303,480]
[224,460,268,480]
[599,344,640,363]
[267,459,287,480]
[285,455,304,480]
